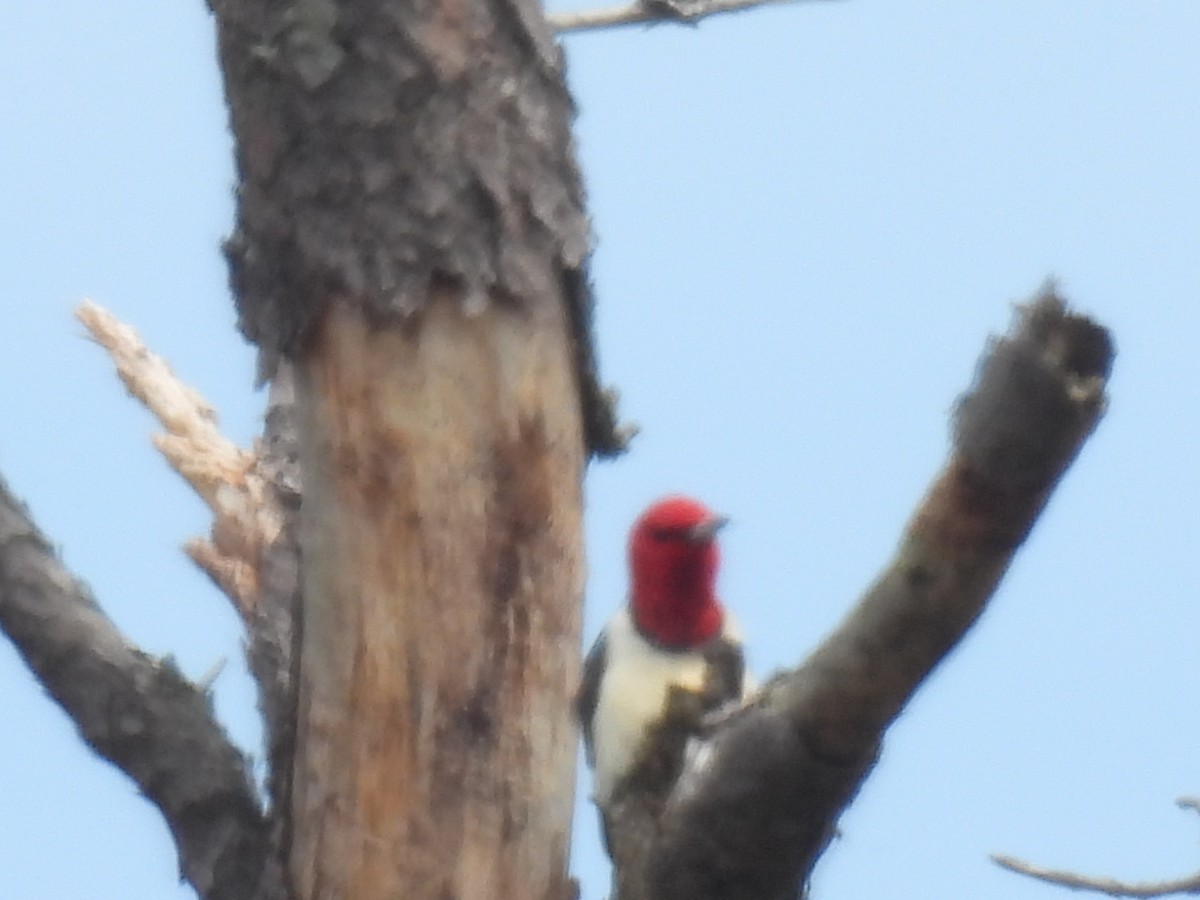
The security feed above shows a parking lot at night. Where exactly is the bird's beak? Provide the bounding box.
[686,514,729,543]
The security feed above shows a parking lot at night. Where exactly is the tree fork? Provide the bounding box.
[603,288,1114,900]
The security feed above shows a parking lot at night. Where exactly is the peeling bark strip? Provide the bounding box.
[207,0,626,455]
[0,478,273,900]
[608,288,1114,900]
[291,297,585,900]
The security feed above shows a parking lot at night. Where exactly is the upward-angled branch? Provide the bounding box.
[605,286,1114,900]
[0,479,276,900]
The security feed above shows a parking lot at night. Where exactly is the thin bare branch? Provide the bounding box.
[993,796,1200,898]
[992,854,1200,898]
[0,477,273,900]
[549,0,839,35]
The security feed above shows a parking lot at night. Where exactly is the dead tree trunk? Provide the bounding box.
[207,0,620,896]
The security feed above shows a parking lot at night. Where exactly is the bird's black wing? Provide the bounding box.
[576,632,608,766]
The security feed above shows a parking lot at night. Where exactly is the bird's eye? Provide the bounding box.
[649,527,678,542]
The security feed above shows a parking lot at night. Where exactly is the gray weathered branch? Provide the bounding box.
[0,478,275,900]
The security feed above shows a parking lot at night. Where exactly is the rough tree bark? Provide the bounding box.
[287,299,587,900]
[0,479,273,900]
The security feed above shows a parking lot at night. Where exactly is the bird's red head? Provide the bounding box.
[628,495,728,650]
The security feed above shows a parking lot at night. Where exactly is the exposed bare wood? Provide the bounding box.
[290,297,585,899]
[76,299,283,618]
[604,286,1114,900]
[0,476,278,900]
[550,0,839,34]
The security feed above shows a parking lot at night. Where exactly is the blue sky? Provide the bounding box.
[2,1,1198,897]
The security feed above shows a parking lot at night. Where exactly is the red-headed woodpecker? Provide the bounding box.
[577,495,750,847]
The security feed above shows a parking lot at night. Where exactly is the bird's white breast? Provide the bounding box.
[589,607,743,804]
